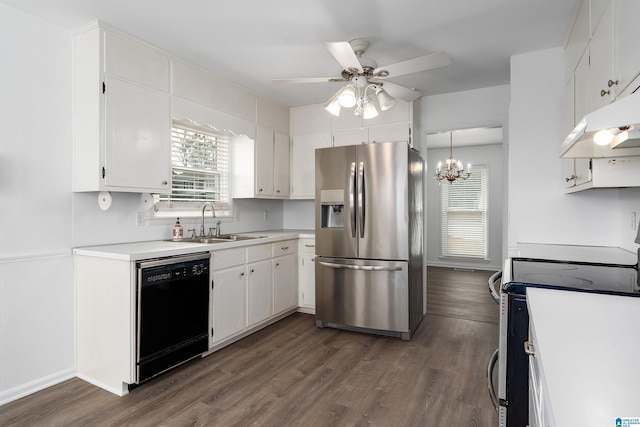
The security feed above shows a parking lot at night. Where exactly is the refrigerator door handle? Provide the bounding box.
[349,161,357,238]
[358,161,365,238]
[319,261,403,272]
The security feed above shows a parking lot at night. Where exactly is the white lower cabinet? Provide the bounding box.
[274,253,297,314]
[211,265,246,344]
[298,238,316,313]
[272,240,298,315]
[247,259,273,327]
[211,240,300,348]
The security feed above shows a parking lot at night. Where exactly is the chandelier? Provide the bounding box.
[435,132,471,183]
[323,76,396,119]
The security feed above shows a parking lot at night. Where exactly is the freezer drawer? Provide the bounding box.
[315,257,409,336]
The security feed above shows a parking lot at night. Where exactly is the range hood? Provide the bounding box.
[560,90,640,158]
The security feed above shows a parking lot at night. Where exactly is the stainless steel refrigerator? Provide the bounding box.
[314,141,424,340]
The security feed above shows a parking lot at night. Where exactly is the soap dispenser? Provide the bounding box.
[172,218,184,241]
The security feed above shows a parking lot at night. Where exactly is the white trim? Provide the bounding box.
[0,368,76,406]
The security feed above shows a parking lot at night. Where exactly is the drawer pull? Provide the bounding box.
[304,244,315,248]
[281,246,289,251]
[524,341,536,357]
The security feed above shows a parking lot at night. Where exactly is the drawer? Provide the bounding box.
[247,244,272,262]
[213,248,245,270]
[273,240,297,257]
[300,238,316,254]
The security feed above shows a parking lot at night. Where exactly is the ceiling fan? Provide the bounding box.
[273,38,451,117]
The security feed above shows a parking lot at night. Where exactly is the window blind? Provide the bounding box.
[440,164,488,259]
[157,121,230,210]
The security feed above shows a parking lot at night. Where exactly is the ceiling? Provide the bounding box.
[1,0,578,109]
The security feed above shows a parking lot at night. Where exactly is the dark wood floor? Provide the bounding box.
[0,266,499,426]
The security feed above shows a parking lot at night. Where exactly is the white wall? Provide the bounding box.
[508,48,621,253]
[425,144,504,270]
[0,3,75,405]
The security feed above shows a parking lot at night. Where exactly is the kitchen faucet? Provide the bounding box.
[200,202,216,237]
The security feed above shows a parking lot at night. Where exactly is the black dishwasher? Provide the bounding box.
[136,253,210,383]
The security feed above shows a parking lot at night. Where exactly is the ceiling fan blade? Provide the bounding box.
[325,41,363,73]
[376,52,451,78]
[378,81,422,102]
[272,77,342,84]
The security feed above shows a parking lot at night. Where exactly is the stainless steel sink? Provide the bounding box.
[167,234,267,244]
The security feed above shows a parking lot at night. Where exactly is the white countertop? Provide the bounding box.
[527,287,640,426]
[518,242,637,265]
[73,229,314,261]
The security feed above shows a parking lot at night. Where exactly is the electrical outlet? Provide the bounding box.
[632,212,637,231]
[264,210,269,221]
[136,212,145,226]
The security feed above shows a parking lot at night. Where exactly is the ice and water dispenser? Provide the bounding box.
[320,189,344,229]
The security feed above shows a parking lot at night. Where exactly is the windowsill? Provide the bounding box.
[438,256,491,264]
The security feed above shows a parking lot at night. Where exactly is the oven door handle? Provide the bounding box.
[488,270,502,304]
[487,347,500,412]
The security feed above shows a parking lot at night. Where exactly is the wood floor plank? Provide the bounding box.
[0,267,499,426]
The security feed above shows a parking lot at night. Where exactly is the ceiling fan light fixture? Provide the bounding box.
[337,84,357,108]
[323,96,342,117]
[375,86,396,111]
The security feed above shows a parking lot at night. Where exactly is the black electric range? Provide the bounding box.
[493,257,639,427]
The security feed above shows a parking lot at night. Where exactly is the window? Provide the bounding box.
[440,164,488,259]
[155,120,231,216]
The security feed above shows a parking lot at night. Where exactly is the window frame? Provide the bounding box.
[153,119,233,219]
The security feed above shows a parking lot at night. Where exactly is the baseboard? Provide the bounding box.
[0,367,76,407]
[426,261,501,271]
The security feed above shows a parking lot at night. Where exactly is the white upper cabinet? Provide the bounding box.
[589,2,614,110]
[73,22,171,193]
[254,125,290,198]
[614,0,640,95]
[290,132,332,199]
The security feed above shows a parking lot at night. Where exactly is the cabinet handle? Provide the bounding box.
[565,174,577,182]
[608,79,619,88]
[601,89,610,97]
[276,189,280,193]
[250,268,255,274]
[240,272,245,277]
[281,246,289,251]
[304,244,315,248]
[259,188,263,192]
[162,180,168,185]
[275,262,280,267]
[524,341,536,357]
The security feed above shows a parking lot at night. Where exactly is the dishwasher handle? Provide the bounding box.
[488,270,502,304]
[319,261,402,272]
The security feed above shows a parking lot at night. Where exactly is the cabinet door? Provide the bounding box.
[615,0,640,93]
[247,260,272,327]
[255,125,275,196]
[273,253,297,314]
[332,128,368,147]
[290,132,332,198]
[299,253,316,309]
[589,2,614,110]
[369,123,411,145]
[104,31,170,92]
[575,158,592,186]
[212,266,246,344]
[104,76,171,192]
[574,50,590,122]
[273,131,290,196]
